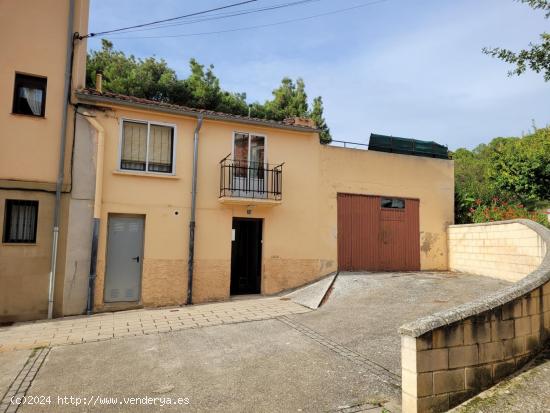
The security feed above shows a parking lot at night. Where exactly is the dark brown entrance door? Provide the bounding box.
[337,194,420,271]
[231,218,262,294]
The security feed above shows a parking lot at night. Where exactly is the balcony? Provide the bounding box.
[219,155,283,206]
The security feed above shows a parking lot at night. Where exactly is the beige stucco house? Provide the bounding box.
[74,87,453,313]
[0,0,90,322]
[0,0,454,321]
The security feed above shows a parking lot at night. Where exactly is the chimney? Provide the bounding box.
[95,71,103,93]
[283,117,317,128]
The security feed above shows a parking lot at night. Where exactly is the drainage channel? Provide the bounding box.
[0,348,50,413]
[277,315,401,388]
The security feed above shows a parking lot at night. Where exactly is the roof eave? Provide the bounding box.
[75,92,320,134]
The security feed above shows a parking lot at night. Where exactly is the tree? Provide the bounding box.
[452,126,550,224]
[452,147,493,223]
[310,96,331,143]
[485,128,550,205]
[86,41,331,142]
[254,78,331,142]
[483,0,550,81]
[86,39,182,101]
[261,77,309,120]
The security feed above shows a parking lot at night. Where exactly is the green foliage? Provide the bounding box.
[483,1,550,81]
[519,0,550,17]
[486,128,550,204]
[86,40,330,141]
[310,96,331,144]
[186,58,222,109]
[86,40,182,102]
[262,77,309,120]
[252,78,332,142]
[453,127,550,224]
[452,146,494,223]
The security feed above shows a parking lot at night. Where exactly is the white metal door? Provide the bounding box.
[104,215,144,302]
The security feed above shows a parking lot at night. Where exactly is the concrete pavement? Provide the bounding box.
[0,351,31,401]
[0,272,513,412]
[17,320,399,413]
[285,271,512,376]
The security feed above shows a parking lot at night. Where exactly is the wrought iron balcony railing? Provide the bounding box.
[219,155,283,201]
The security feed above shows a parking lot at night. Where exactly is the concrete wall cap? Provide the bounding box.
[399,219,550,337]
[447,219,539,228]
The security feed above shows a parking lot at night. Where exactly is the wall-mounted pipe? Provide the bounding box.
[83,112,105,315]
[47,0,76,319]
[187,115,203,305]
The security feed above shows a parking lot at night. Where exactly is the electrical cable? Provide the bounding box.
[80,0,260,39]
[104,0,389,40]
[107,0,319,35]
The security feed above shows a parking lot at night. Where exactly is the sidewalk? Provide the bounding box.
[0,297,309,352]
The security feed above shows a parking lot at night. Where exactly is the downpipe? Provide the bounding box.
[47,229,60,318]
[83,112,105,316]
[47,0,76,319]
[87,219,99,315]
[187,115,203,305]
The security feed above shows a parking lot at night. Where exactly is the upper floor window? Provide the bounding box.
[120,120,176,174]
[3,200,39,243]
[12,74,47,117]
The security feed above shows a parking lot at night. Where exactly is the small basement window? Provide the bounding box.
[12,74,47,117]
[381,198,405,209]
[3,200,39,243]
[120,120,175,174]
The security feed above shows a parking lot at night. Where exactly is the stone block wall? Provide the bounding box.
[400,220,550,413]
[449,222,546,282]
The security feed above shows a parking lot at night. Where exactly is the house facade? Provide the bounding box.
[0,0,90,322]
[75,89,454,312]
[1,0,454,321]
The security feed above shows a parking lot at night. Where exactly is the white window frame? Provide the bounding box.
[118,118,178,176]
[231,131,268,167]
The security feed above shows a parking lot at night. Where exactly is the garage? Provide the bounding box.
[337,193,420,271]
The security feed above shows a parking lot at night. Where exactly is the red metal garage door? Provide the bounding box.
[337,193,420,271]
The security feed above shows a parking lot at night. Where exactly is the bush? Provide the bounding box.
[452,126,550,225]
[469,198,550,228]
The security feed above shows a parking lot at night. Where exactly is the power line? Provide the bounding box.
[109,0,319,35]
[105,0,389,40]
[81,0,260,39]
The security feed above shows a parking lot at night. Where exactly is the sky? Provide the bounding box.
[87,0,550,150]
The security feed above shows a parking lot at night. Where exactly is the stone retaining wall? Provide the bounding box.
[400,220,550,413]
[449,222,546,282]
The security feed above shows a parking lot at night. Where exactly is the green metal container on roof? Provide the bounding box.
[368,133,449,159]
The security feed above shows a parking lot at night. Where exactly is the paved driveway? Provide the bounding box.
[0,272,511,413]
[286,271,512,377]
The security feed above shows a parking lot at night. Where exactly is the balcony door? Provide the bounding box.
[232,132,266,198]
